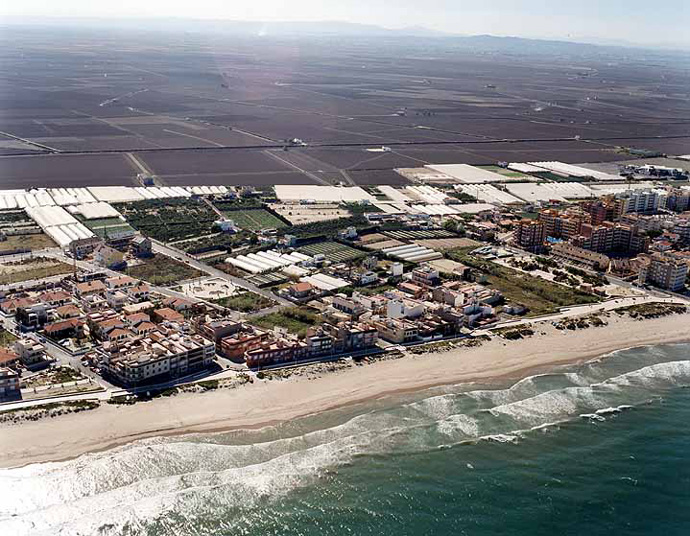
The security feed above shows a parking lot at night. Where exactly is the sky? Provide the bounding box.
[1,0,689,49]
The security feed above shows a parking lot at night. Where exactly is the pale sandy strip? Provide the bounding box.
[1,314,689,468]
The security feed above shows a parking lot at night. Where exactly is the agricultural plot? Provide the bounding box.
[78,217,135,239]
[221,208,287,231]
[413,238,480,250]
[117,199,218,243]
[383,230,457,241]
[298,241,367,263]
[246,272,290,288]
[2,25,689,194]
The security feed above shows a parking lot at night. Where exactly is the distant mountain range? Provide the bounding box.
[3,17,688,54]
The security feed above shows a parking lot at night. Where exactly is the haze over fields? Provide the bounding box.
[0,16,688,189]
[2,0,689,49]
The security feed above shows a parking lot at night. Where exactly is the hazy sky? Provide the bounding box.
[2,0,689,48]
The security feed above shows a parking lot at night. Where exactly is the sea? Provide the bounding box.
[1,342,690,536]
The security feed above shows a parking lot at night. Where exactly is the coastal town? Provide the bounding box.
[0,158,689,410]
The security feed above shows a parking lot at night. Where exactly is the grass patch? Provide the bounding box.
[449,247,599,316]
[616,303,687,319]
[0,328,17,347]
[253,307,322,338]
[212,292,275,312]
[79,217,135,239]
[123,254,204,286]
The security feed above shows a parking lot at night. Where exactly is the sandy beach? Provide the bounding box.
[1,312,689,469]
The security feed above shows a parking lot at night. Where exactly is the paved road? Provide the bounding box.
[150,239,291,306]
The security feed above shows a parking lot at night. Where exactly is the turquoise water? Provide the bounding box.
[1,343,690,535]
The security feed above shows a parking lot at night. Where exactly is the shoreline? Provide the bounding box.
[1,312,689,469]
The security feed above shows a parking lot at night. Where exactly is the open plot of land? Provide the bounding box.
[0,257,72,285]
[272,204,349,225]
[0,233,56,252]
[220,208,287,231]
[253,307,322,338]
[178,277,239,301]
[211,292,275,313]
[413,238,480,251]
[298,241,367,262]
[123,254,204,286]
[448,248,599,316]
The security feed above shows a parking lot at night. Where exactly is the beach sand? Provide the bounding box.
[1,313,689,469]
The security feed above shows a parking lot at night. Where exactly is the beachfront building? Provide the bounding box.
[219,328,270,361]
[98,331,215,387]
[551,242,611,271]
[0,367,20,398]
[638,254,688,292]
[13,339,46,366]
[372,318,419,343]
[244,339,308,369]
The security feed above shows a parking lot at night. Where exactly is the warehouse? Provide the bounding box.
[455,184,523,205]
[275,185,376,203]
[505,182,595,203]
[25,205,95,247]
[425,164,507,184]
[528,162,621,181]
[382,244,443,263]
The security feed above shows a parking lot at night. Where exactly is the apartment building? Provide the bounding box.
[638,254,688,292]
[0,367,20,398]
[575,222,649,255]
[512,220,545,253]
[411,265,440,287]
[372,318,419,343]
[551,242,611,271]
[245,339,308,368]
[99,331,215,387]
[615,190,665,217]
[539,209,586,240]
[582,199,615,226]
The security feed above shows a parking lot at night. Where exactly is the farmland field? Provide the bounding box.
[221,208,287,231]
[78,217,135,239]
[117,199,218,243]
[298,241,367,262]
[1,24,689,192]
